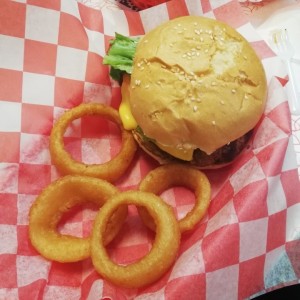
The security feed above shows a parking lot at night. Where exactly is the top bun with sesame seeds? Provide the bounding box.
[126,16,267,168]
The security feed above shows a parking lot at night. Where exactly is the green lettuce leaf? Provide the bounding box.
[103,33,140,82]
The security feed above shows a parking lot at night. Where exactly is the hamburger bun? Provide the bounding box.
[128,16,267,167]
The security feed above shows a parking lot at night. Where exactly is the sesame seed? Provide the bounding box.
[243,55,248,60]
[135,79,141,86]
[143,39,148,43]
[194,22,198,26]
[145,84,150,89]
[220,100,225,105]
[231,89,236,94]
[205,49,208,53]
[195,29,200,35]
[211,81,217,86]
[244,94,248,99]
[196,52,200,56]
[200,37,204,42]
[193,106,198,112]
[212,120,216,125]
[182,54,187,58]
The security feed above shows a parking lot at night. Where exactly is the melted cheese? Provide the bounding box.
[120,75,138,130]
[155,142,194,161]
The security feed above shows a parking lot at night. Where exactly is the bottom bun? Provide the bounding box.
[132,128,253,169]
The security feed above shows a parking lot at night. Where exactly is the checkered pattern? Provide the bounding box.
[1,0,300,299]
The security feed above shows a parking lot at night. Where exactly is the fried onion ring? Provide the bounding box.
[29,175,127,263]
[91,190,181,288]
[138,164,211,233]
[50,103,137,183]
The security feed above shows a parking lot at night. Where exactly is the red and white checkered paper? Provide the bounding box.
[1,0,300,299]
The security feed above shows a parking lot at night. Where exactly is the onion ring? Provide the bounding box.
[29,175,127,263]
[91,190,181,289]
[49,103,137,183]
[138,164,211,233]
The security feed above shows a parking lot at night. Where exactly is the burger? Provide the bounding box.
[104,16,267,168]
